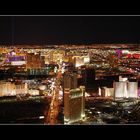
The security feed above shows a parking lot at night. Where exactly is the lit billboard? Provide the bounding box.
[11,61,26,65]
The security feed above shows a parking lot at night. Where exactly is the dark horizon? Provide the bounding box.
[1,16,140,45]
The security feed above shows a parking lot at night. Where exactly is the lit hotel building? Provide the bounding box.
[0,82,28,97]
[63,70,85,124]
[63,71,77,89]
[0,82,16,96]
[73,55,90,68]
[64,87,85,124]
[98,87,114,97]
[114,81,138,99]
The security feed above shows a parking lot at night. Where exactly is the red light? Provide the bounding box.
[127,54,140,59]
[127,54,132,58]
[133,54,140,59]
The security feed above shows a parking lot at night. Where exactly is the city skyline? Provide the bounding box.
[0,15,140,125]
[0,44,140,124]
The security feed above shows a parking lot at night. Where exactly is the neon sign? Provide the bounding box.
[115,49,122,58]
[127,54,140,59]
[9,56,26,61]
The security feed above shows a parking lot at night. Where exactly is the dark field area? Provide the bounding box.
[0,96,50,124]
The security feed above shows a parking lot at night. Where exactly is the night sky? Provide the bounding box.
[1,16,140,45]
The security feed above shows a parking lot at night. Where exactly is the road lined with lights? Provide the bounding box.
[45,70,62,124]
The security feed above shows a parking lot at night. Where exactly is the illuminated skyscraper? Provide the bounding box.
[0,82,28,97]
[73,56,84,67]
[63,71,77,89]
[128,82,138,98]
[98,87,114,97]
[0,82,16,96]
[15,83,28,95]
[114,82,129,98]
[64,88,85,124]
[79,86,85,118]
[114,81,138,99]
